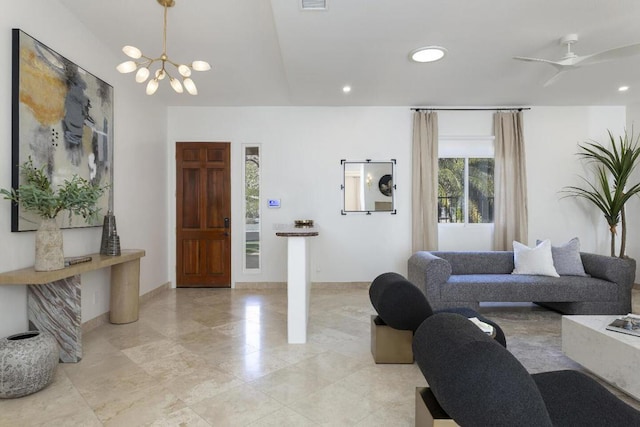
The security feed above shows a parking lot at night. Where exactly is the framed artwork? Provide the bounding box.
[11,29,113,231]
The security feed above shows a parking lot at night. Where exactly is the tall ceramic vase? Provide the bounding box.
[34,218,64,271]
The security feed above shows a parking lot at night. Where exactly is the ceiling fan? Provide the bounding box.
[514,34,640,87]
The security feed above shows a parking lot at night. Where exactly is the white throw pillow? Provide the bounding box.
[512,240,560,277]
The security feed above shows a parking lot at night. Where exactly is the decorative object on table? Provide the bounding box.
[64,256,92,267]
[0,157,106,271]
[562,129,640,258]
[294,219,314,228]
[117,0,211,95]
[105,234,122,256]
[100,210,120,255]
[606,314,640,337]
[35,218,64,272]
[0,331,59,399]
[11,29,113,232]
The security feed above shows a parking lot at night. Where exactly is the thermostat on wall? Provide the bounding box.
[268,199,281,208]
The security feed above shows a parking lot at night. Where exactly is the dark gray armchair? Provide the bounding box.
[369,272,506,346]
[413,312,640,427]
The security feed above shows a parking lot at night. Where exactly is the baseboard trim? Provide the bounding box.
[82,281,172,334]
[234,282,287,289]
[140,281,172,304]
[234,281,370,290]
[81,312,109,333]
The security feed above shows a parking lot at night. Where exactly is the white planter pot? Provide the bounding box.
[34,218,64,271]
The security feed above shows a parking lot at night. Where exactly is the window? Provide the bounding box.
[438,137,494,224]
[243,145,260,271]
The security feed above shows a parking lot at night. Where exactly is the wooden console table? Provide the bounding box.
[0,249,145,362]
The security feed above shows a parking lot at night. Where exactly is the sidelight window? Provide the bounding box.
[243,145,260,271]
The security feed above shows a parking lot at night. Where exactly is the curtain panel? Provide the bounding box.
[493,111,528,250]
[412,111,439,251]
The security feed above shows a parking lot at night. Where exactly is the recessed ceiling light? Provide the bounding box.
[342,85,352,93]
[619,85,630,92]
[410,46,447,63]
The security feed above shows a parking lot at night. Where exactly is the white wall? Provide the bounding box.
[167,106,629,286]
[0,1,169,337]
[526,107,626,255]
[627,103,640,279]
[167,107,413,284]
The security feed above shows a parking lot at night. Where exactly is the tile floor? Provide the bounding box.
[1,287,639,426]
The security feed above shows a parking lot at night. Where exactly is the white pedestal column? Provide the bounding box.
[287,237,311,343]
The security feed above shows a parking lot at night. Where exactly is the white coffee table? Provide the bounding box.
[562,315,640,400]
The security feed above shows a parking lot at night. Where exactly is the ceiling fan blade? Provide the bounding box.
[576,42,640,66]
[543,70,568,87]
[513,56,565,70]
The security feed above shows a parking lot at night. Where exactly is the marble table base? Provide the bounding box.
[28,276,81,363]
[562,315,640,400]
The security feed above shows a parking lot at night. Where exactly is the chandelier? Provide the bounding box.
[116,0,211,95]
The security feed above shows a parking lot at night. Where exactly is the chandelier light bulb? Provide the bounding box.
[146,79,159,95]
[116,61,138,73]
[135,67,150,83]
[122,45,142,59]
[117,0,209,95]
[170,77,184,93]
[155,69,167,80]
[192,61,211,71]
[178,64,191,77]
[183,78,197,95]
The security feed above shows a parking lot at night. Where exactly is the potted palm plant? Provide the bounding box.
[1,157,106,271]
[563,130,640,258]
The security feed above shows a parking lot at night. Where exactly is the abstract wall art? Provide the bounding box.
[11,29,113,231]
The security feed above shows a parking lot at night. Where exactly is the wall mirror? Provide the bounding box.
[341,159,396,214]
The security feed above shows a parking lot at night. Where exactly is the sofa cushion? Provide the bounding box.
[537,237,588,276]
[431,251,514,274]
[513,240,559,277]
[441,274,618,302]
[369,272,433,331]
[413,313,553,427]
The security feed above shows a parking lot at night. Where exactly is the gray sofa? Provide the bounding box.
[408,251,636,315]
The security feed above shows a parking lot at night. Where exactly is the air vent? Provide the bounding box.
[301,0,327,10]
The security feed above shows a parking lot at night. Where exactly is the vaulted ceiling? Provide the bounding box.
[58,0,640,107]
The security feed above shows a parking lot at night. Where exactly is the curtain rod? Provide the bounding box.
[411,107,531,112]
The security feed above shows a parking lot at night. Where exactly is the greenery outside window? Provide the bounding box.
[438,137,494,224]
[243,145,260,271]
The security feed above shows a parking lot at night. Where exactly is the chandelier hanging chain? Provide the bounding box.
[116,0,211,95]
[162,2,167,57]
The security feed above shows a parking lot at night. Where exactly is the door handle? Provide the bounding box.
[224,217,230,228]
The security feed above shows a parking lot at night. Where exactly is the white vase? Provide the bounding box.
[34,218,64,271]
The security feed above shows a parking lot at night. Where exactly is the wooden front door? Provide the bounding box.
[176,142,231,287]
